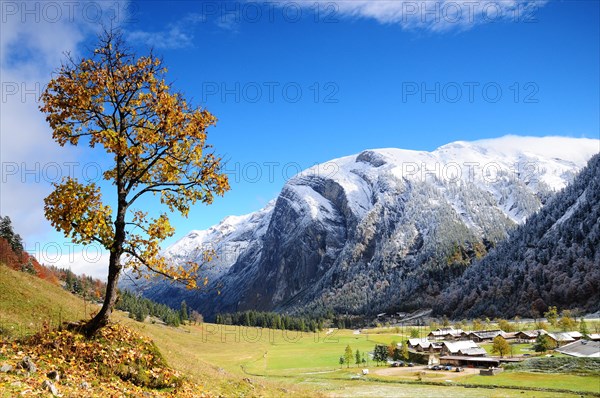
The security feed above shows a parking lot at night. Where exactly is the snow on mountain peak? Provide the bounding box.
[169,135,598,254]
[164,200,275,259]
[285,135,598,225]
[468,135,599,164]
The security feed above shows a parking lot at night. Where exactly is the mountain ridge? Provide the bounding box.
[124,135,599,319]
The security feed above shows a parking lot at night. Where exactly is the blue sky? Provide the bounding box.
[1,0,599,277]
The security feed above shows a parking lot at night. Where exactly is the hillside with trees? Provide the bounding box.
[116,290,196,326]
[436,153,600,319]
[215,310,324,332]
[0,215,106,301]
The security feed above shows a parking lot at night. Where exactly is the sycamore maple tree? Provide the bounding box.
[40,30,229,336]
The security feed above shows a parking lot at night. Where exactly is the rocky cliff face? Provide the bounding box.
[124,136,599,319]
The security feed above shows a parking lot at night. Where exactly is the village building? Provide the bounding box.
[427,327,464,341]
[565,331,583,340]
[515,330,582,347]
[501,331,518,340]
[407,338,429,349]
[587,333,600,341]
[440,340,487,357]
[515,329,548,343]
[556,340,600,358]
[439,356,523,368]
[546,332,576,347]
[406,338,442,353]
[466,329,503,342]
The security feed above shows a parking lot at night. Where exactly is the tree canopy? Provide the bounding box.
[40,29,229,336]
[344,345,353,368]
[491,336,510,358]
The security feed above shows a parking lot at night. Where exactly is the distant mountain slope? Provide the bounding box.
[436,153,600,318]
[163,201,274,283]
[122,202,274,303]
[125,136,599,320]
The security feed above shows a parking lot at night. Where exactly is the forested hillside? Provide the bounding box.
[436,153,600,318]
[0,216,106,301]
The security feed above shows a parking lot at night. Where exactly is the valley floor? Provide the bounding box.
[118,316,600,398]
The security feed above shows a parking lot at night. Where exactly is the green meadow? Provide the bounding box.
[120,318,600,397]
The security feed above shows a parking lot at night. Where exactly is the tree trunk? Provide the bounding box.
[84,251,122,337]
[84,178,127,338]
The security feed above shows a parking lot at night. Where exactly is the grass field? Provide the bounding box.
[323,378,588,398]
[464,371,600,393]
[120,317,600,397]
[0,264,314,397]
[0,264,89,338]
[116,315,326,397]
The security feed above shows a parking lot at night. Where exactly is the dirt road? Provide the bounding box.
[373,365,479,379]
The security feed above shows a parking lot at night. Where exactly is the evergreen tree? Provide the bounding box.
[134,304,148,322]
[180,300,189,323]
[373,345,388,366]
[355,349,361,367]
[21,258,36,275]
[64,270,75,292]
[391,347,402,361]
[0,216,24,254]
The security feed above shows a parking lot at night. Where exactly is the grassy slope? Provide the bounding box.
[0,263,317,397]
[0,263,90,338]
[1,264,597,397]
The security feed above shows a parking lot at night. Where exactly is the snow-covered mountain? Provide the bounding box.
[437,152,600,318]
[162,201,274,282]
[126,136,599,319]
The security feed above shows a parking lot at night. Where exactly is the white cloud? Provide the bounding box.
[38,245,110,280]
[280,0,548,32]
[126,0,548,48]
[127,24,195,50]
[216,12,241,32]
[128,13,194,50]
[127,7,249,50]
[0,1,129,240]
